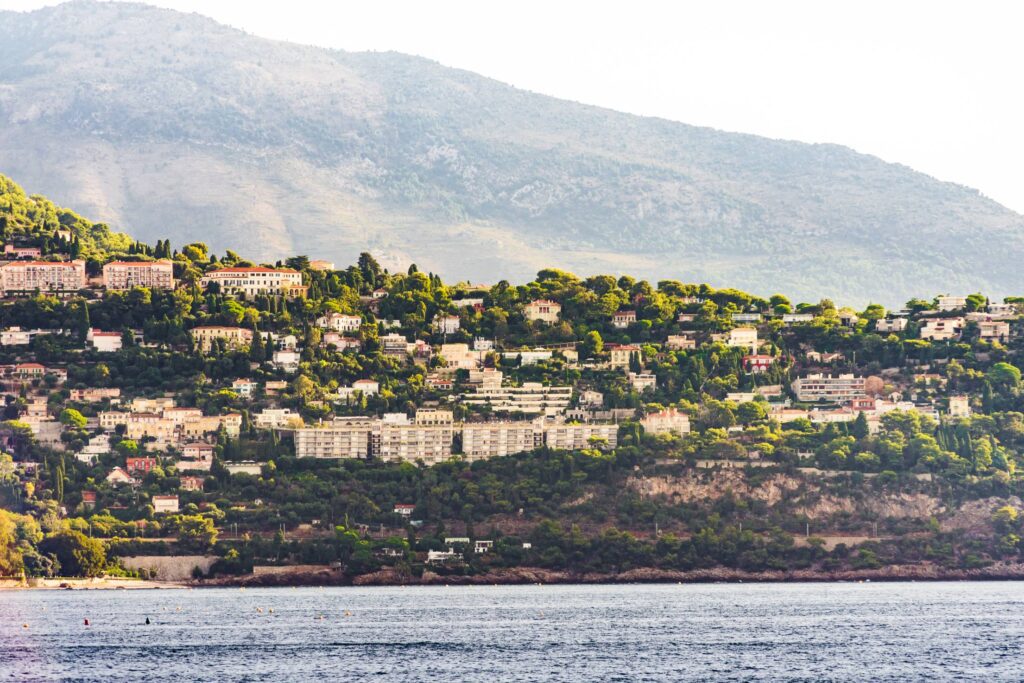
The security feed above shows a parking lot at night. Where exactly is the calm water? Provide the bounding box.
[2,582,1024,681]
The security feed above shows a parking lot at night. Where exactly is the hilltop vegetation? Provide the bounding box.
[0,178,1023,583]
[1,1,1023,303]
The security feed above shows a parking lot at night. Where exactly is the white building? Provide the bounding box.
[936,295,968,312]
[948,395,972,418]
[791,374,866,403]
[461,421,543,460]
[875,318,907,333]
[641,408,691,436]
[253,409,298,429]
[978,320,1010,342]
[543,422,618,451]
[200,267,304,297]
[920,317,964,342]
[294,418,376,459]
[462,381,572,416]
[337,379,380,400]
[152,495,180,514]
[272,349,301,372]
[524,300,561,323]
[726,327,758,353]
[316,312,362,333]
[434,315,461,335]
[628,372,657,393]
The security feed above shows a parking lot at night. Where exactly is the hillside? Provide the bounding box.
[1,1,1022,304]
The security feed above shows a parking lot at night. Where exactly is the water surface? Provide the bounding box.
[2,582,1023,681]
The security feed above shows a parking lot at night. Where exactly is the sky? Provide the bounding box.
[3,0,1023,212]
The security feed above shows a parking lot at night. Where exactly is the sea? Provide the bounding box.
[2,581,1023,681]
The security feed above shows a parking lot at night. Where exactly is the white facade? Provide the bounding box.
[200,267,303,296]
[641,408,691,436]
[524,300,561,323]
[461,422,543,460]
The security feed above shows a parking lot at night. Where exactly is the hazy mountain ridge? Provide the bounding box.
[0,0,1020,303]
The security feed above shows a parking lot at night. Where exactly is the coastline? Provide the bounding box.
[11,562,1024,591]
[0,577,185,591]
[192,561,1024,588]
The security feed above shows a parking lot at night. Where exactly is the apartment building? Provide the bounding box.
[191,326,253,353]
[791,373,866,403]
[381,333,410,357]
[199,267,304,297]
[461,381,572,415]
[294,418,377,459]
[102,260,175,290]
[0,260,86,293]
[378,418,455,465]
[99,411,129,430]
[543,423,618,451]
[461,421,543,461]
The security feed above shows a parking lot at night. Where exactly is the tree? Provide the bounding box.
[851,411,870,439]
[175,515,218,552]
[38,531,106,577]
[581,330,603,358]
[59,408,87,430]
[737,401,767,426]
[987,363,1021,390]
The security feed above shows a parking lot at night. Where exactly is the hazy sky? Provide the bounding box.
[4,0,1023,212]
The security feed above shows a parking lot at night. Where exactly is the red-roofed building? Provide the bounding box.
[743,355,777,374]
[0,260,86,293]
[179,475,205,492]
[102,260,175,290]
[126,457,158,475]
[524,300,561,323]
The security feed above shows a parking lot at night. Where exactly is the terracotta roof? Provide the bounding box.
[206,267,298,274]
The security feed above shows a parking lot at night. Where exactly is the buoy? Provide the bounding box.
[83,618,90,626]
[145,617,151,625]
[344,610,352,617]
[268,608,273,614]
[22,623,28,629]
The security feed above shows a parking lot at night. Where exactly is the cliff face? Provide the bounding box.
[2,1,1023,303]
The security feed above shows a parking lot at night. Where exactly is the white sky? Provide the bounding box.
[4,0,1024,213]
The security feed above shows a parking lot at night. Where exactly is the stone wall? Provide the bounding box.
[120,555,218,581]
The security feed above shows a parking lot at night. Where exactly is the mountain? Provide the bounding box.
[0,1,1021,304]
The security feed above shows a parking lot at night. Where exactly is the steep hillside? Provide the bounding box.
[0,0,1021,303]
